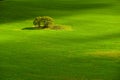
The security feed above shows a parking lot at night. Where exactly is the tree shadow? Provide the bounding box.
[22,27,41,30]
[0,0,114,24]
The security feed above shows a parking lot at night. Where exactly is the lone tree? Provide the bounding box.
[33,16,54,29]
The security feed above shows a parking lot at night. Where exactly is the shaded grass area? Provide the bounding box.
[0,0,117,24]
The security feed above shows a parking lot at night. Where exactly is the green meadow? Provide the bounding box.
[0,0,120,80]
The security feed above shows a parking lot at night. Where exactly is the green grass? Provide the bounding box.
[0,0,120,80]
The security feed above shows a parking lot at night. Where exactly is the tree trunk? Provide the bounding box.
[38,22,40,28]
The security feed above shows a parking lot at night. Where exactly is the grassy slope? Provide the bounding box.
[0,0,120,80]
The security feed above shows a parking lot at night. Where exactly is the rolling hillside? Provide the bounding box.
[0,0,120,80]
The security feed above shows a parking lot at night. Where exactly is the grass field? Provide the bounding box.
[0,0,120,80]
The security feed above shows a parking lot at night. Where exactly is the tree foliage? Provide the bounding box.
[33,16,54,29]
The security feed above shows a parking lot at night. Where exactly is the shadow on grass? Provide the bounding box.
[65,32,120,44]
[22,27,41,30]
[0,0,114,24]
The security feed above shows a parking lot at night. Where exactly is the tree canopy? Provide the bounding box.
[33,16,54,29]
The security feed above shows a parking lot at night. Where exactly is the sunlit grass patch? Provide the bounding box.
[45,25,73,31]
[88,50,120,58]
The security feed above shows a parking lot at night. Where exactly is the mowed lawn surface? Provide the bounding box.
[0,0,120,80]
